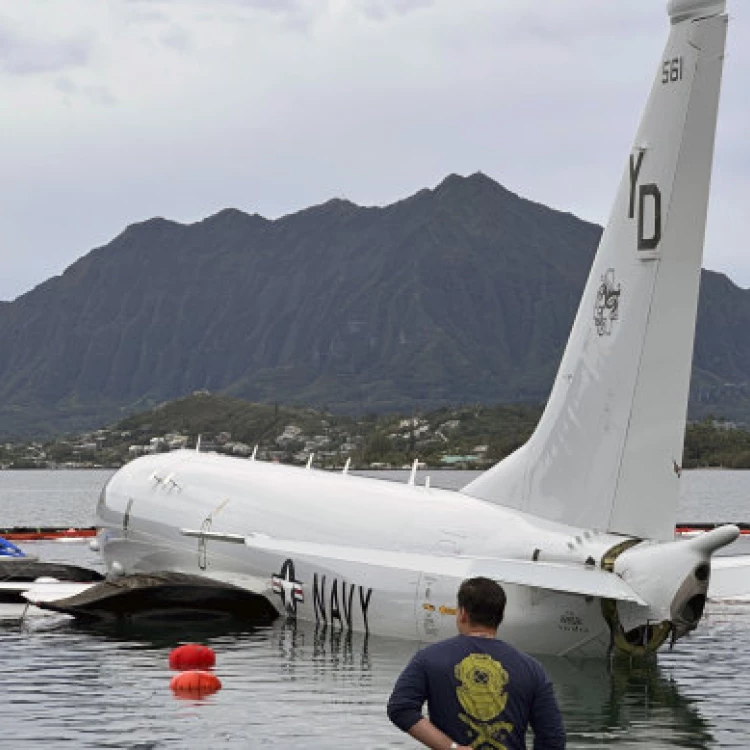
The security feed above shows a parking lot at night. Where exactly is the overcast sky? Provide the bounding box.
[2,0,748,302]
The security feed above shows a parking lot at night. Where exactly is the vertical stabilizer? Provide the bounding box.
[462,1,728,541]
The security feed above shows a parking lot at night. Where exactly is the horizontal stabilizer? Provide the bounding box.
[709,556,750,601]
[243,533,646,605]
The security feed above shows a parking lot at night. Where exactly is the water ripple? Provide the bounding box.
[2,470,750,747]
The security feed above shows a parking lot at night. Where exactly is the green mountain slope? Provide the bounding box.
[0,172,748,438]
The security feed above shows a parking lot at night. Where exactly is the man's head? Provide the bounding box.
[456,577,507,633]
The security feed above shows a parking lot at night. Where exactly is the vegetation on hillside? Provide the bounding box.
[5,170,750,440]
[2,393,750,470]
[683,419,750,469]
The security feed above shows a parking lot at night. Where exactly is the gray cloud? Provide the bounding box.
[122,7,170,25]
[124,0,313,33]
[0,23,91,76]
[360,0,435,22]
[159,25,193,53]
[125,0,303,10]
[232,0,302,11]
[55,76,116,106]
[0,1,748,302]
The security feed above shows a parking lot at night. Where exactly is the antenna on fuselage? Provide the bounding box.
[251,445,258,461]
[306,453,314,469]
[408,458,419,486]
[196,435,202,453]
[342,457,351,475]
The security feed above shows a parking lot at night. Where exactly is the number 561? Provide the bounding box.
[662,57,684,84]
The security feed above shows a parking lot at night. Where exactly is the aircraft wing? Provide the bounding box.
[21,582,96,603]
[237,532,647,605]
[0,581,96,615]
[709,556,750,601]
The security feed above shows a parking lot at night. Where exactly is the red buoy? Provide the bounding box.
[170,670,222,698]
[169,644,216,670]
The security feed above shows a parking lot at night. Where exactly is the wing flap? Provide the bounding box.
[243,533,646,605]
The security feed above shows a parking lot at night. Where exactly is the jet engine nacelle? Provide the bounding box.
[607,525,739,654]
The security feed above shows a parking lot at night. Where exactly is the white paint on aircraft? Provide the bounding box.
[84,2,750,657]
[462,4,729,544]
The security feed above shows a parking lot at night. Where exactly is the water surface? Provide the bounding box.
[1,468,748,748]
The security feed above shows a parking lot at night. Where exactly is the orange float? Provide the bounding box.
[168,644,216,670]
[169,670,222,698]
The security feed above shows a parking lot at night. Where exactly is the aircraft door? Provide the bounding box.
[415,571,461,643]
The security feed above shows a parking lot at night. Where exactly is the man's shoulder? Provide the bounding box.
[493,639,539,662]
[491,641,550,681]
[419,635,464,655]
[489,638,533,659]
[416,637,547,675]
[415,636,467,663]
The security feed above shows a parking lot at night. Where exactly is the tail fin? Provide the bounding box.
[462,1,728,542]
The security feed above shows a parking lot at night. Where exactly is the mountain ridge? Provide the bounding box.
[1,172,748,438]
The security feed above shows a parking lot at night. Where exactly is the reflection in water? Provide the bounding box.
[269,620,716,749]
[64,610,268,648]
[544,656,714,749]
[2,470,748,747]
[0,608,740,748]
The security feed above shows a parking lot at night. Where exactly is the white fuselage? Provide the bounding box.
[97,451,632,657]
[90,1,740,660]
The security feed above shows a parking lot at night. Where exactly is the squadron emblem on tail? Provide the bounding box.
[593,268,621,336]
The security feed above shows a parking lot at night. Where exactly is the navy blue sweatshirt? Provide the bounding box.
[387,635,565,749]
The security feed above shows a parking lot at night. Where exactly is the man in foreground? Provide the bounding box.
[387,577,566,749]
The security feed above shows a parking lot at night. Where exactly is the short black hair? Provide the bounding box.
[457,577,507,629]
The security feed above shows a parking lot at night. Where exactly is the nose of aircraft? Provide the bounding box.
[605,525,739,655]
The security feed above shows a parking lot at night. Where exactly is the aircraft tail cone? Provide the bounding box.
[684,524,739,555]
[608,524,740,654]
[667,0,725,23]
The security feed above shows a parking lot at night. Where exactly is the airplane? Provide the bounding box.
[20,0,750,658]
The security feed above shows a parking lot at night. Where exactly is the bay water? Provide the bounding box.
[0,468,748,748]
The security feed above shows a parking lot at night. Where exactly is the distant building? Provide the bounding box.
[440,455,480,466]
[277,425,303,445]
[230,442,251,456]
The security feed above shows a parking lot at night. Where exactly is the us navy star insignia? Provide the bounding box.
[271,558,304,615]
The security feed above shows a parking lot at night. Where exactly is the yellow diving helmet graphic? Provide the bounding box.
[455,653,514,749]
